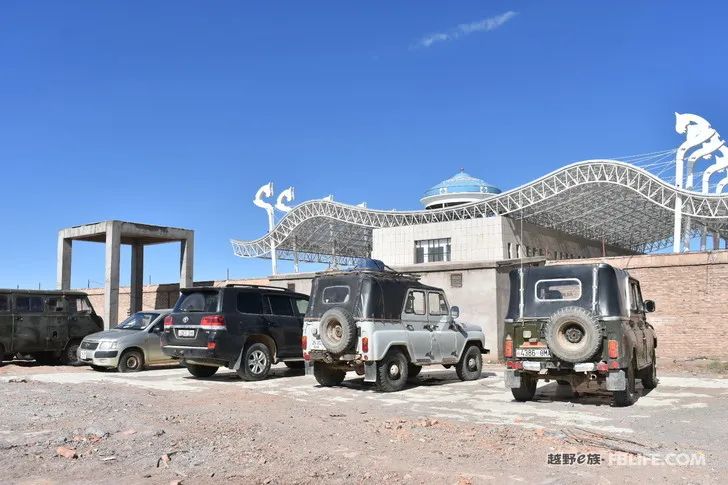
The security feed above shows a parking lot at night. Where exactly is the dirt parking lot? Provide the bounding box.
[0,362,725,484]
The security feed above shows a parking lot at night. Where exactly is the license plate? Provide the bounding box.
[80,350,90,360]
[310,338,325,351]
[177,329,196,338]
[516,347,551,358]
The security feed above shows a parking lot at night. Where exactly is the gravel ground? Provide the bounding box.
[0,362,725,484]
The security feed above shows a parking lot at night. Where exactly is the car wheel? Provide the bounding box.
[284,361,305,370]
[407,364,422,380]
[186,363,219,378]
[237,343,272,381]
[118,350,144,373]
[456,345,482,381]
[59,340,81,366]
[511,373,537,402]
[640,349,658,390]
[613,355,638,407]
[375,348,409,392]
[33,352,60,366]
[319,308,357,354]
[313,362,346,386]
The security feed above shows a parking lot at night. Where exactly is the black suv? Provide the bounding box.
[161,284,309,380]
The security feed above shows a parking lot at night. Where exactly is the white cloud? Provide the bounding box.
[414,11,518,49]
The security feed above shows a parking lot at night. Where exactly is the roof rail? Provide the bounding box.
[224,284,289,292]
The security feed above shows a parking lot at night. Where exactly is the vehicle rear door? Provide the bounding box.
[628,279,648,368]
[12,294,46,352]
[0,293,12,355]
[428,291,458,364]
[401,289,432,363]
[263,293,301,358]
[166,289,222,348]
[144,313,167,364]
[45,296,69,351]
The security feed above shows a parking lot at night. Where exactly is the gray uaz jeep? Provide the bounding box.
[303,265,488,392]
[503,263,658,406]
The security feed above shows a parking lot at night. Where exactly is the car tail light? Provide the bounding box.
[361,337,369,353]
[207,341,217,350]
[504,335,513,358]
[303,352,311,361]
[164,315,173,328]
[301,336,308,350]
[609,360,620,369]
[596,361,609,372]
[200,315,226,330]
[506,360,523,370]
[608,339,619,359]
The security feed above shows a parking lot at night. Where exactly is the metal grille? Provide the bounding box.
[80,341,99,350]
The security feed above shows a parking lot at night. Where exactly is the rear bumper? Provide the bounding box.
[162,346,229,367]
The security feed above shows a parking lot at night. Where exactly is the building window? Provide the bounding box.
[507,243,512,259]
[287,283,295,291]
[516,244,521,258]
[414,238,451,263]
[450,273,463,288]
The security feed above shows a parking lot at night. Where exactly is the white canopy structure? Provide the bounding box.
[231,159,728,268]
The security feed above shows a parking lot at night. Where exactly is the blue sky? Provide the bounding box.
[1,1,727,289]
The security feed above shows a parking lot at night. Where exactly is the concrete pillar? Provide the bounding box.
[130,242,144,314]
[180,236,193,289]
[57,234,72,290]
[104,221,121,329]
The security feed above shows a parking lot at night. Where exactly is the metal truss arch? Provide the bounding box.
[231,160,728,261]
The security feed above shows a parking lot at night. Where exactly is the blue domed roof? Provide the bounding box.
[422,170,502,199]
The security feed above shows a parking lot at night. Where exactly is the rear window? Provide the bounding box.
[237,292,263,314]
[266,295,294,316]
[15,296,43,313]
[322,286,350,304]
[176,291,219,312]
[535,279,582,301]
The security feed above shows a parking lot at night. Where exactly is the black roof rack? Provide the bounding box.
[224,284,289,292]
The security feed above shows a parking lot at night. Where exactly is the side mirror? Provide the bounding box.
[449,306,460,319]
[644,300,656,313]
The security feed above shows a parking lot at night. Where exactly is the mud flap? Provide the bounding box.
[232,348,244,371]
[606,370,626,391]
[504,369,521,389]
[304,361,313,376]
[364,362,376,382]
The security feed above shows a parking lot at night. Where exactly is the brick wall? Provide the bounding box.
[550,250,728,360]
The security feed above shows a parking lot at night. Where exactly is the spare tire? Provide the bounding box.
[319,307,357,355]
[545,306,602,363]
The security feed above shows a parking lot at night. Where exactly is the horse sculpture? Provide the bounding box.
[675,112,728,193]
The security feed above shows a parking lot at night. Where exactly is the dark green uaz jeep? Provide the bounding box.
[503,263,657,407]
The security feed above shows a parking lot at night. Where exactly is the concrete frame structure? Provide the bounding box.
[57,221,194,329]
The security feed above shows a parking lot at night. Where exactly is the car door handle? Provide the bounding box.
[406,324,414,331]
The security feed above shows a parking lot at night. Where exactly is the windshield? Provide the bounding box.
[176,291,220,312]
[116,312,160,330]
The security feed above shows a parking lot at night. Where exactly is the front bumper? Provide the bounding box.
[78,349,120,368]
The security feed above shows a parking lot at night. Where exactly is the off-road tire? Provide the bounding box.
[186,363,219,378]
[313,362,346,387]
[511,373,537,402]
[456,344,482,381]
[407,364,422,380]
[319,307,357,355]
[237,343,272,381]
[375,348,409,392]
[545,307,602,363]
[33,352,60,366]
[59,340,82,366]
[118,350,144,373]
[613,355,638,407]
[640,349,658,390]
[284,361,305,370]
